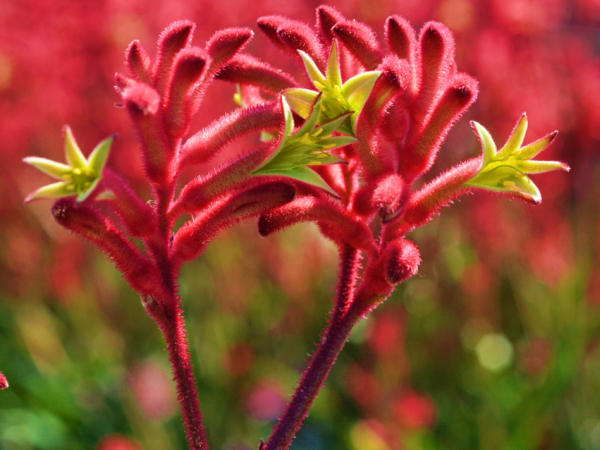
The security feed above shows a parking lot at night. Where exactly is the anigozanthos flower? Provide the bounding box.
[24,126,115,202]
[465,114,569,204]
[283,41,380,136]
[252,96,357,195]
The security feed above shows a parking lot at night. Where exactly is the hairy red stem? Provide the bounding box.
[265,246,362,450]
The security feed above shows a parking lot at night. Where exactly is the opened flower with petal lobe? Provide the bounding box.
[24,126,115,202]
[465,114,569,204]
[283,41,380,136]
[252,96,357,195]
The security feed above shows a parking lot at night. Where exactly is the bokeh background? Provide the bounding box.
[1,0,599,449]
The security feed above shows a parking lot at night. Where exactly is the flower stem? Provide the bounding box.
[162,303,210,450]
[265,246,362,450]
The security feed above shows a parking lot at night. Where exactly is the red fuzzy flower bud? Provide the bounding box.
[332,20,383,70]
[385,15,417,63]
[216,54,298,93]
[206,27,254,75]
[316,5,346,45]
[122,82,174,184]
[125,40,152,84]
[172,182,295,264]
[400,73,478,183]
[413,22,456,122]
[384,239,421,285]
[52,198,164,299]
[164,47,209,138]
[153,21,195,94]
[181,101,282,166]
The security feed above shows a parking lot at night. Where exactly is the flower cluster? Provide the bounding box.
[22,5,567,450]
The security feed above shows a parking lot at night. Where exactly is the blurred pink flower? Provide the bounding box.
[129,359,178,420]
[245,380,286,421]
[97,435,143,450]
[393,391,437,430]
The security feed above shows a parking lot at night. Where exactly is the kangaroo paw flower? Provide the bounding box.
[283,41,380,135]
[252,96,357,195]
[24,126,115,203]
[465,114,569,204]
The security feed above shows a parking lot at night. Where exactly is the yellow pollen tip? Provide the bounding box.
[66,184,75,191]
[312,128,324,137]
[503,181,516,188]
[321,105,326,112]
[322,143,336,149]
[72,168,82,175]
[334,85,341,93]
[314,81,325,90]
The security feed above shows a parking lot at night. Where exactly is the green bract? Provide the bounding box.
[252,97,358,195]
[283,41,380,136]
[465,114,569,204]
[24,126,115,202]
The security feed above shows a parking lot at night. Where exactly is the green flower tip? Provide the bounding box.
[283,40,381,136]
[465,114,569,204]
[252,96,358,196]
[24,126,116,203]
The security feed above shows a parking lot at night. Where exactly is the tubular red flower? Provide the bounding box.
[51,198,166,299]
[172,145,273,217]
[332,20,383,70]
[171,182,296,265]
[385,15,417,64]
[163,47,210,138]
[215,54,298,93]
[100,169,157,237]
[354,55,411,181]
[413,22,456,123]
[125,40,153,84]
[386,157,481,238]
[0,371,7,390]
[122,82,173,184]
[400,73,479,183]
[206,27,254,76]
[258,195,378,255]
[153,21,195,95]
[258,16,324,64]
[316,5,346,45]
[181,101,282,166]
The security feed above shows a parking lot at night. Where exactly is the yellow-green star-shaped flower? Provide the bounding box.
[252,96,358,195]
[24,126,115,203]
[465,114,569,204]
[283,41,381,136]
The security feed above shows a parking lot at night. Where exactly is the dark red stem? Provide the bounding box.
[265,245,362,450]
[162,302,209,450]
[149,181,210,450]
